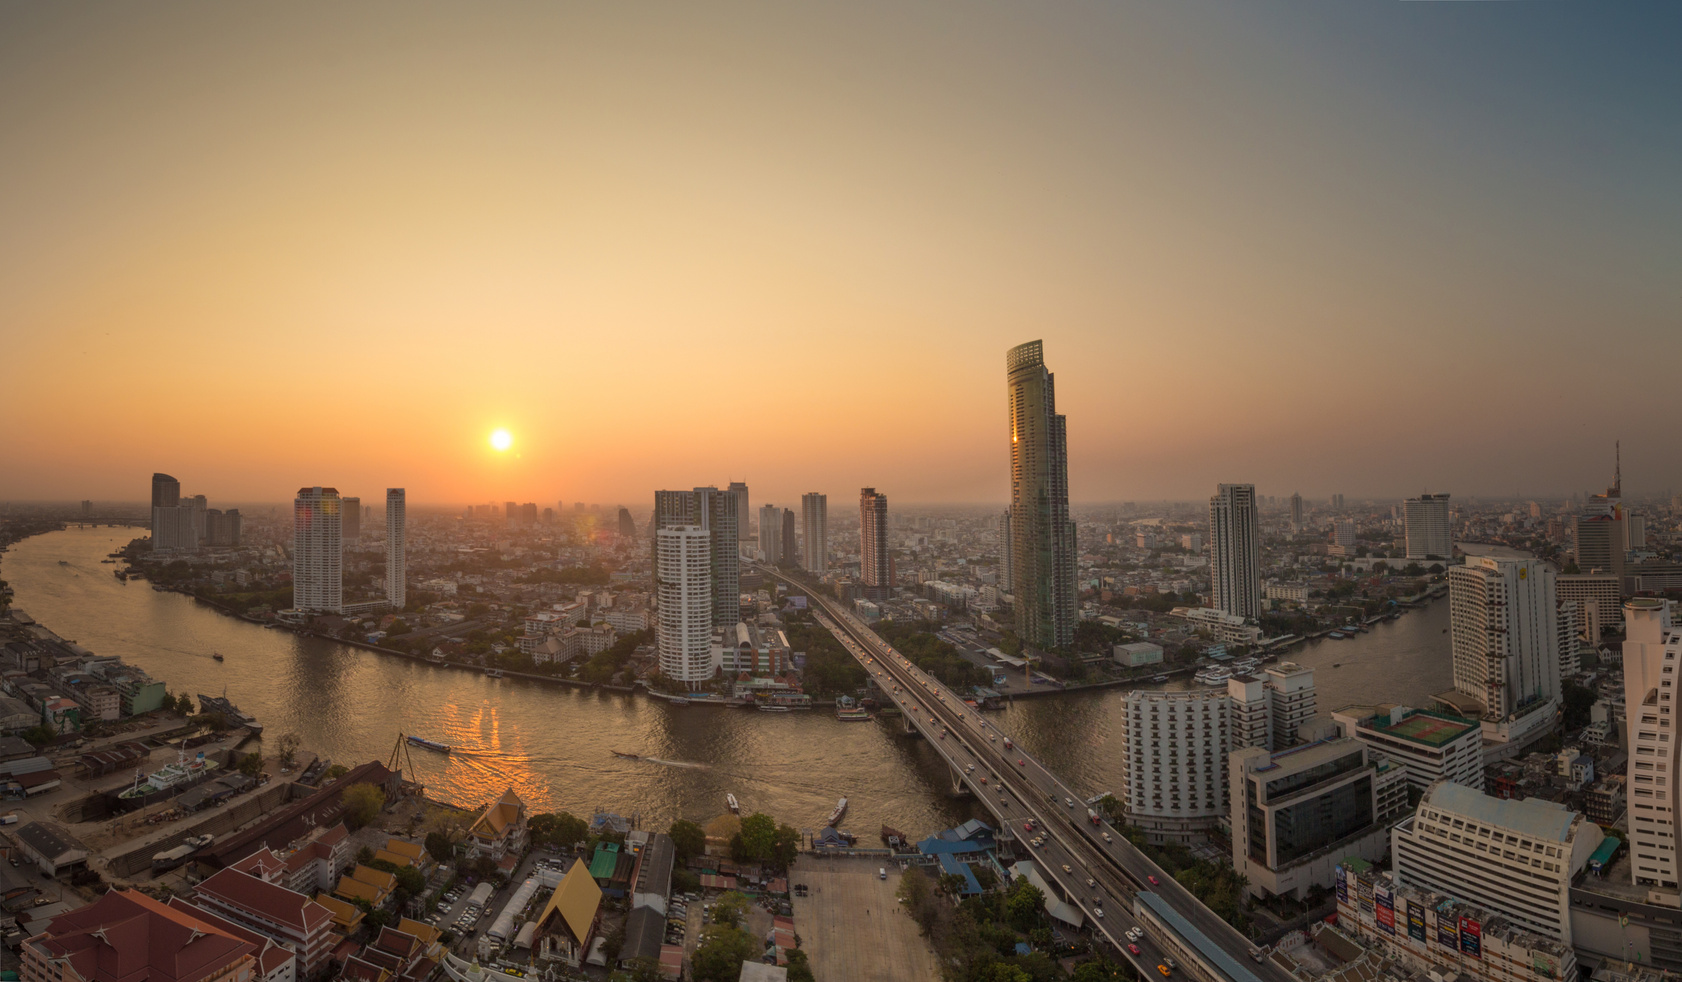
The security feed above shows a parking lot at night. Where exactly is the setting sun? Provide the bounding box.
[489,429,513,452]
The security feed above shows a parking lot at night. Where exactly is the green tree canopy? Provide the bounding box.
[669,819,706,864]
[341,783,387,831]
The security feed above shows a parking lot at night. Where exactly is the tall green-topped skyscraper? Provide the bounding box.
[1006,340,1076,649]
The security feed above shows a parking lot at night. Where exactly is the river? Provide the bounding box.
[2,527,1453,833]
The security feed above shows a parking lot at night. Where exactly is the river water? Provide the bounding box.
[3,528,1452,833]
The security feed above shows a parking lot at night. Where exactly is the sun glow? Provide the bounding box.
[489,429,513,452]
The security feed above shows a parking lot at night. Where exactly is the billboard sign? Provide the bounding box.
[1460,916,1482,958]
[1407,901,1426,942]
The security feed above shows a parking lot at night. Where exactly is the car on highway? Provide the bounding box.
[1022,822,1033,832]
[1087,878,1096,887]
[1127,928,1141,941]
[1148,875,1160,885]
[1128,944,1142,955]
[1061,864,1072,873]
[1095,907,1104,918]
[1018,758,1025,766]
[1066,797,1075,807]
[1102,832,1112,842]
[1157,966,1171,977]
[979,775,987,784]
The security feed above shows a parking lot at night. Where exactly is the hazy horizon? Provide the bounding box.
[6,3,1679,506]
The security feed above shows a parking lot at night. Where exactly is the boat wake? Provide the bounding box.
[641,757,709,770]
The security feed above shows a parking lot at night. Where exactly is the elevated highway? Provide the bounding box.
[758,565,1287,982]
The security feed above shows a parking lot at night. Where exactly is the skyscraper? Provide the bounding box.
[151,473,180,509]
[656,525,714,687]
[1576,463,1626,586]
[653,486,740,626]
[342,497,361,541]
[781,508,797,567]
[1005,340,1076,649]
[1623,598,1679,889]
[293,487,343,614]
[728,482,751,541]
[617,506,635,538]
[859,488,890,600]
[998,509,1013,595]
[800,493,828,572]
[1209,484,1261,620]
[1450,555,1559,721]
[1288,492,1302,532]
[759,504,783,563]
[1403,493,1452,559]
[386,489,406,610]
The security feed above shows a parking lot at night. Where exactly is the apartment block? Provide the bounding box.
[1331,705,1484,793]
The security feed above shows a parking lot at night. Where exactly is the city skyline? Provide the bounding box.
[5,4,1682,505]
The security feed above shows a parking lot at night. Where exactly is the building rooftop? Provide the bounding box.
[1373,709,1479,747]
[1424,781,1576,843]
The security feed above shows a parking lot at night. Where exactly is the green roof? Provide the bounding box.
[1589,836,1620,867]
[1339,857,1372,873]
[1379,709,1479,747]
[589,842,620,879]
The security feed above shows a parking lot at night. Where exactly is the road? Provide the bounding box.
[762,567,1286,982]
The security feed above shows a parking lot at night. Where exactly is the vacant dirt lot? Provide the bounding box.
[790,857,940,982]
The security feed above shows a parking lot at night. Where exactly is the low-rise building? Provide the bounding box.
[1113,642,1163,667]
[193,866,337,980]
[466,788,528,860]
[1331,704,1484,793]
[1336,863,1575,982]
[535,859,603,968]
[22,889,261,982]
[1391,781,1603,944]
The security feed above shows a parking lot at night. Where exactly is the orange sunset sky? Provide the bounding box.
[3,3,1679,508]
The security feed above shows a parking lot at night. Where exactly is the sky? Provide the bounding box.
[3,2,1679,509]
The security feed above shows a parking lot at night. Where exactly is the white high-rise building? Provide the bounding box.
[1623,598,1680,889]
[1227,675,1273,751]
[386,488,406,610]
[1404,493,1453,560]
[1332,518,1356,548]
[1120,689,1230,843]
[1556,600,1580,679]
[801,493,828,572]
[656,525,714,687]
[758,504,782,564]
[293,487,343,614]
[1450,556,1559,721]
[1264,662,1317,748]
[1392,781,1603,943]
[1209,484,1261,619]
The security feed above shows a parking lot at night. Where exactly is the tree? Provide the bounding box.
[1006,879,1045,933]
[735,813,777,863]
[388,619,411,636]
[785,948,815,982]
[425,832,456,864]
[669,819,707,864]
[625,957,665,982]
[237,752,264,777]
[1072,957,1133,982]
[175,692,195,715]
[341,783,387,831]
[275,732,301,770]
[689,923,760,982]
[324,764,349,780]
[897,867,940,935]
[600,922,626,965]
[711,891,750,930]
[770,823,800,871]
[527,811,588,849]
[1562,678,1597,729]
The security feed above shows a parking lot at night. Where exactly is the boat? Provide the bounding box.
[58,560,68,566]
[406,735,452,754]
[610,750,641,760]
[211,652,224,662]
[667,697,690,706]
[119,749,220,800]
[881,825,907,848]
[197,694,263,735]
[1152,675,1169,683]
[834,696,871,721]
[758,705,793,713]
[825,797,849,827]
[1326,632,1345,640]
[1196,668,1231,685]
[151,832,216,873]
[484,668,504,679]
[726,793,740,814]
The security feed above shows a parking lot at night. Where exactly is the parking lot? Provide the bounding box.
[790,858,939,982]
[424,850,573,955]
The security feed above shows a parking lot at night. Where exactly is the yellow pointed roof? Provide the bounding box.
[537,858,602,944]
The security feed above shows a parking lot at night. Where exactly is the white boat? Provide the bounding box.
[726,793,740,814]
[119,749,219,800]
[826,797,849,826]
[1196,668,1232,686]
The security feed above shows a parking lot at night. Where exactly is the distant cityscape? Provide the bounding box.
[1,343,1681,982]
